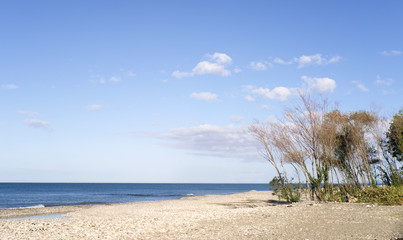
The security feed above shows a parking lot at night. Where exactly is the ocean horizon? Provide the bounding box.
[0,183,271,209]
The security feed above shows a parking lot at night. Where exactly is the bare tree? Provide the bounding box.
[250,92,389,202]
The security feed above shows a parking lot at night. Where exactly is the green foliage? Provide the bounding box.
[387,110,403,159]
[353,185,403,205]
[307,173,323,200]
[306,164,334,201]
[389,168,403,187]
[333,187,349,202]
[379,109,403,186]
[334,184,362,202]
[269,176,301,203]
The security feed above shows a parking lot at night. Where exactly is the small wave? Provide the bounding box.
[22,204,45,209]
[186,193,194,196]
[9,204,45,209]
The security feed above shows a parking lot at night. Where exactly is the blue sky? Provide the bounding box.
[1,1,402,183]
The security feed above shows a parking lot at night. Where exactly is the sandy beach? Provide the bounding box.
[0,191,402,239]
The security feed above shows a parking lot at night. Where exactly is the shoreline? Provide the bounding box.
[0,190,260,219]
[1,190,402,239]
[0,204,94,219]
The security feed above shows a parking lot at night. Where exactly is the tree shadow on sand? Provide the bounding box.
[216,199,288,209]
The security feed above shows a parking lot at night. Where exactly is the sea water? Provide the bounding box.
[0,183,270,209]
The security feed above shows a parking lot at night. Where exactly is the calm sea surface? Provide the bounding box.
[0,183,270,209]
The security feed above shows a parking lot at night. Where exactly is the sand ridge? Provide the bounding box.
[0,191,402,239]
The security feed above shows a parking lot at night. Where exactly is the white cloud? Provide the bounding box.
[295,54,323,68]
[329,55,342,63]
[375,75,394,86]
[250,61,268,71]
[207,52,232,64]
[127,71,136,77]
[352,81,369,92]
[233,67,242,73]
[229,116,244,123]
[380,50,402,56]
[89,75,106,84]
[356,84,368,92]
[190,92,218,102]
[246,85,291,101]
[86,104,102,111]
[90,75,123,84]
[2,84,19,89]
[172,52,232,78]
[110,76,121,83]
[294,54,341,68]
[244,75,335,102]
[192,61,231,76]
[302,75,336,93]
[245,95,255,102]
[17,110,39,116]
[271,87,292,101]
[25,119,51,129]
[153,124,258,161]
[273,57,293,65]
[272,54,341,68]
[375,75,395,95]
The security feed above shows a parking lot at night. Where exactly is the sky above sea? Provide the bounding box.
[0,1,402,183]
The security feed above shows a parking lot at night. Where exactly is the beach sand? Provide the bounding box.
[0,191,402,239]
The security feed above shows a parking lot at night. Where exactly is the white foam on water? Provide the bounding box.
[9,204,45,209]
